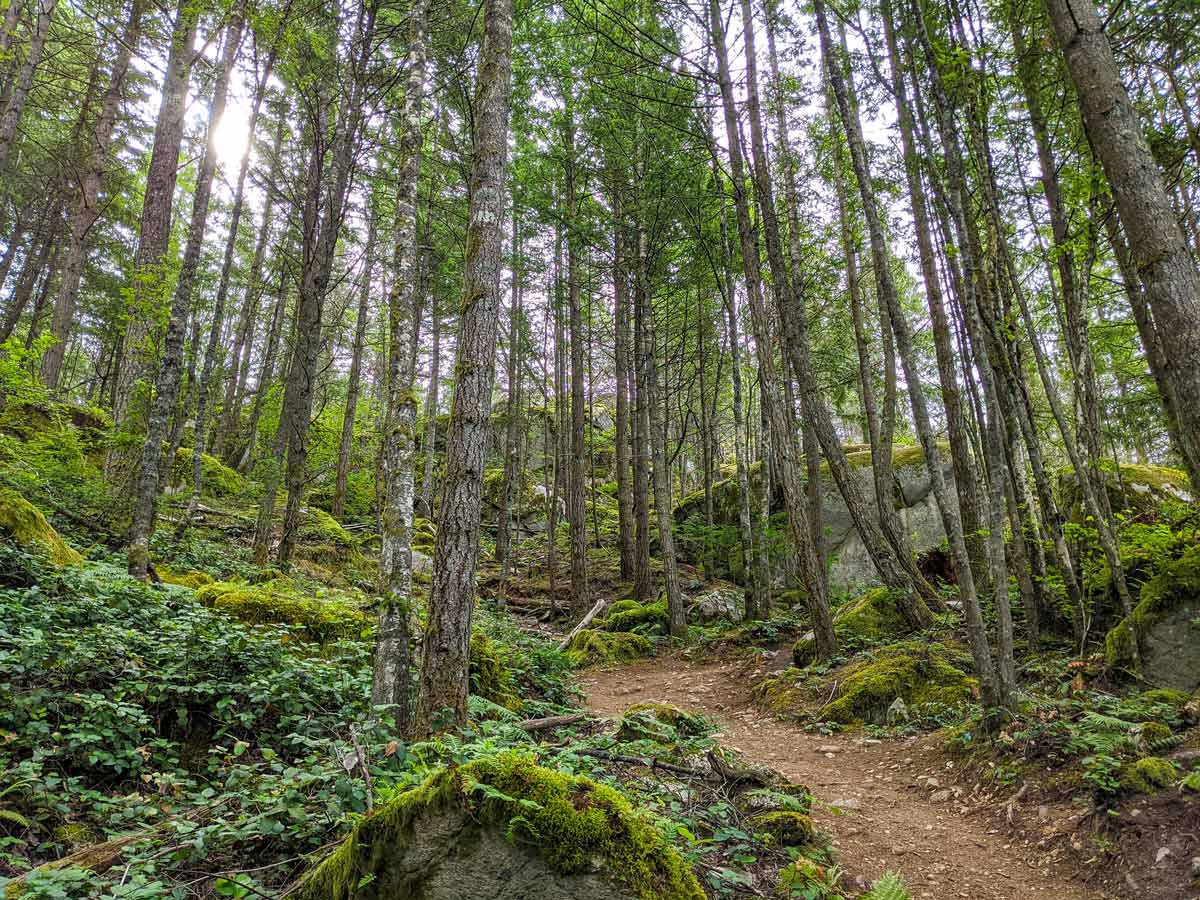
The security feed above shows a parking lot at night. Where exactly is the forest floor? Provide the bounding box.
[582,652,1115,900]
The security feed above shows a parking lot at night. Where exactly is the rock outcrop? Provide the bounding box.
[293,753,704,900]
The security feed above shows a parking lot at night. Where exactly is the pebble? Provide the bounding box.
[1155,846,1171,864]
[831,798,861,810]
[930,789,952,803]
[816,745,840,754]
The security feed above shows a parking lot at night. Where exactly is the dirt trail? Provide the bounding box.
[582,654,1115,900]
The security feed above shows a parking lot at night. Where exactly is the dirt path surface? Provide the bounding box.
[581,654,1116,900]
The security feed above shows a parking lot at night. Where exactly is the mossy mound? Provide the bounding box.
[469,632,523,712]
[746,810,814,846]
[602,599,667,634]
[567,629,653,666]
[294,753,705,900]
[752,667,811,717]
[1119,756,1177,794]
[1104,545,1200,690]
[171,447,249,499]
[0,488,82,566]
[158,567,215,589]
[793,587,906,666]
[617,702,707,742]
[296,507,356,550]
[1139,688,1191,709]
[818,641,976,725]
[734,784,812,816]
[194,579,367,643]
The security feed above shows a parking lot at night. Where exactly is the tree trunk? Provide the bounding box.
[127,14,237,577]
[332,211,376,521]
[413,0,512,736]
[41,0,143,388]
[496,199,523,577]
[611,185,635,581]
[1043,0,1200,490]
[0,0,55,174]
[111,1,197,432]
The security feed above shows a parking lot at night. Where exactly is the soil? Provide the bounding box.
[581,652,1126,900]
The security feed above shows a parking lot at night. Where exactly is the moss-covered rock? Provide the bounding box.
[293,753,705,900]
[793,587,906,666]
[170,447,249,499]
[746,810,814,846]
[1104,545,1200,691]
[158,567,214,589]
[1139,688,1191,709]
[296,507,356,550]
[195,579,367,643]
[1060,462,1192,521]
[602,599,668,634]
[567,629,653,666]
[616,702,707,742]
[1119,756,1177,794]
[0,488,82,566]
[818,641,976,725]
[1138,721,1173,751]
[469,632,523,712]
[734,784,811,816]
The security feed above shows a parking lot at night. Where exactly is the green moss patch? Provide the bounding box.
[0,488,82,566]
[469,632,523,712]
[194,579,367,643]
[171,447,249,499]
[793,587,907,666]
[1119,756,1177,794]
[567,629,653,666]
[294,753,705,900]
[602,599,667,634]
[818,641,976,725]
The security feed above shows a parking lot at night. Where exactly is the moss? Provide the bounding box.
[171,447,249,498]
[617,702,707,742]
[794,587,907,666]
[840,442,934,473]
[746,810,814,846]
[413,516,437,554]
[734,785,811,816]
[1139,688,1191,709]
[752,667,810,716]
[158,567,214,589]
[1139,722,1172,745]
[819,641,976,725]
[607,598,645,618]
[1061,462,1192,521]
[0,488,82,566]
[469,632,523,712]
[296,506,356,549]
[195,579,367,643]
[1105,545,1200,675]
[567,629,653,666]
[294,753,705,900]
[602,599,668,634]
[52,823,95,849]
[1119,756,1177,794]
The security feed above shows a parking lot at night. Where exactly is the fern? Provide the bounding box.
[863,871,910,900]
[0,807,31,829]
[1065,711,1137,755]
[1147,733,1185,753]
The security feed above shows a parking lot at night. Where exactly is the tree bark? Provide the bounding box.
[413,0,512,736]
[0,0,55,174]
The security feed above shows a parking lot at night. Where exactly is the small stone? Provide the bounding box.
[816,745,840,754]
[1037,805,1049,823]
[1155,847,1171,864]
[831,798,861,810]
[1190,857,1200,876]
[924,776,941,789]
[930,789,952,803]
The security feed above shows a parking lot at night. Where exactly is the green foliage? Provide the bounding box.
[169,447,251,499]
[469,631,524,712]
[863,871,911,900]
[794,588,907,666]
[567,629,653,666]
[602,598,668,634]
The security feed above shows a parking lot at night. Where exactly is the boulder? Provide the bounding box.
[1060,463,1192,521]
[688,588,742,624]
[1105,546,1200,692]
[793,587,907,666]
[293,753,705,900]
[674,444,956,594]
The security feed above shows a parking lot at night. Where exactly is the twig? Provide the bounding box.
[575,748,711,779]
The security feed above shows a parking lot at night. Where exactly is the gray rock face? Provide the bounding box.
[1140,603,1200,692]
[689,589,743,624]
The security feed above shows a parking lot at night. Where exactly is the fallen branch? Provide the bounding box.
[556,596,609,650]
[517,712,588,732]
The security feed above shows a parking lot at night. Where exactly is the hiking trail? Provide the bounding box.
[582,653,1113,900]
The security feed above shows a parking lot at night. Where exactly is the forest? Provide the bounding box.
[0,0,1198,894]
